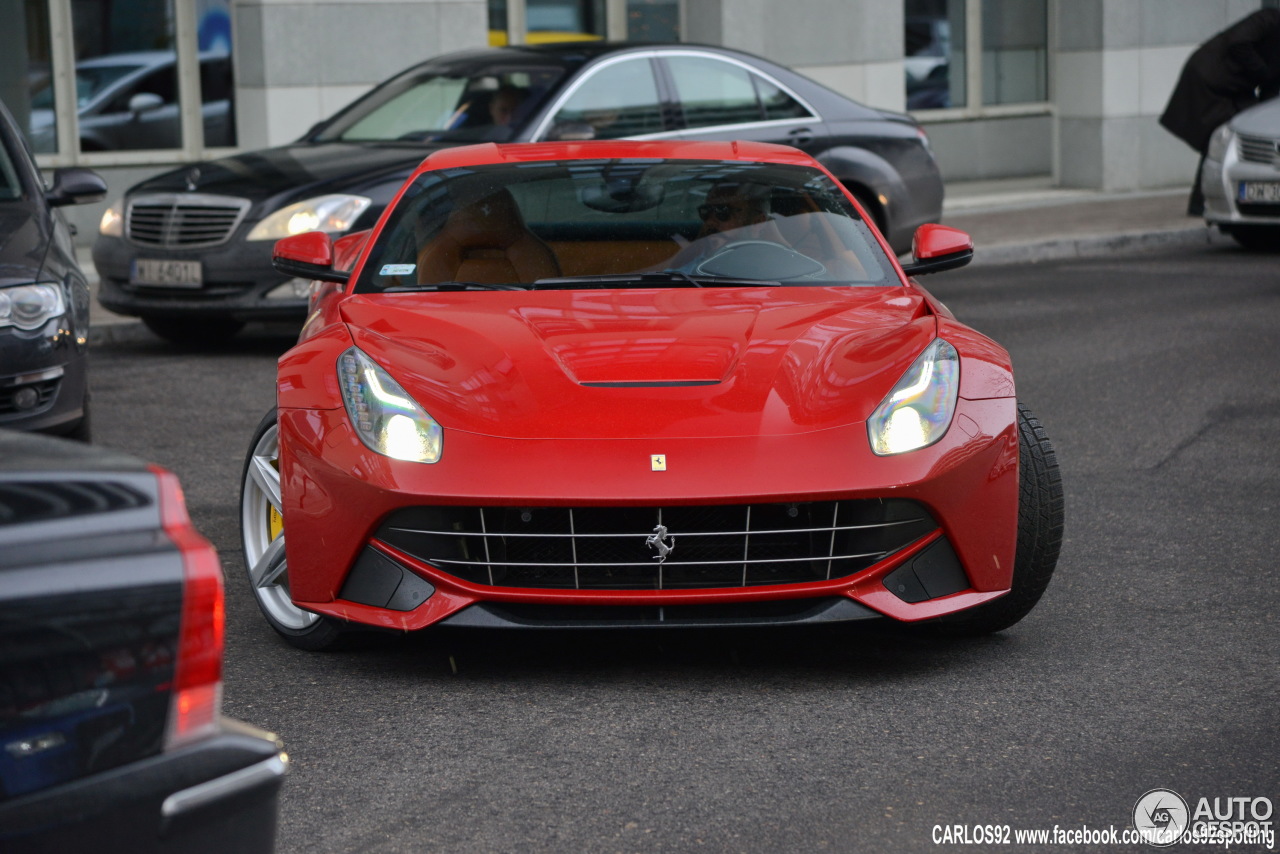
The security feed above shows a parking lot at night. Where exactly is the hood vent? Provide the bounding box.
[579,380,721,388]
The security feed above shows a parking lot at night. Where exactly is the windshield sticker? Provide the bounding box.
[380,264,416,276]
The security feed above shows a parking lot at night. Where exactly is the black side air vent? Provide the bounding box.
[0,481,152,526]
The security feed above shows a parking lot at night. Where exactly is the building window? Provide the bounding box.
[905,0,1046,112]
[3,0,58,153]
[982,0,1047,106]
[489,0,680,45]
[625,0,679,41]
[1,0,234,162]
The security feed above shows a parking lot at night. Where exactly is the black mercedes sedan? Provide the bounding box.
[0,98,106,439]
[0,430,286,853]
[93,42,945,344]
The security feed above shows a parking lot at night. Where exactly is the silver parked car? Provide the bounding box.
[1201,96,1280,250]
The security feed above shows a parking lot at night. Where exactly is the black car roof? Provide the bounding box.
[412,41,759,70]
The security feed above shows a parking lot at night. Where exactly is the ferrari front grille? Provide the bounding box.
[376,499,936,590]
[1237,134,1279,166]
[126,193,250,248]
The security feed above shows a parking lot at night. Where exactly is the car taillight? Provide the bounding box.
[151,465,225,749]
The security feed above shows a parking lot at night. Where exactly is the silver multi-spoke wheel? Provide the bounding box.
[241,413,318,631]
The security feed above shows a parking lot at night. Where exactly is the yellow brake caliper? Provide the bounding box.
[267,459,284,541]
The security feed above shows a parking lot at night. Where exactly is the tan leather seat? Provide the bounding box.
[416,188,561,285]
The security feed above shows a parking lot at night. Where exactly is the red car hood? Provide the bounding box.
[341,286,936,440]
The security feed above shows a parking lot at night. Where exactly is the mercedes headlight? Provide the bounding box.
[868,338,959,456]
[99,199,124,237]
[247,194,371,241]
[338,348,442,463]
[0,283,66,331]
[1206,123,1235,162]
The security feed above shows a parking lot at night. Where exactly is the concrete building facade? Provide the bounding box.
[5,0,1276,239]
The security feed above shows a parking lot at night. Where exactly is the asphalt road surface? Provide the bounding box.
[87,243,1279,853]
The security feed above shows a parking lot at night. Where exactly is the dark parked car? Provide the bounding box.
[0,97,105,440]
[93,42,945,344]
[0,429,287,853]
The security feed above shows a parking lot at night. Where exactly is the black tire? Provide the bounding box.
[1224,225,1280,252]
[143,315,246,345]
[930,402,1064,635]
[239,408,348,651]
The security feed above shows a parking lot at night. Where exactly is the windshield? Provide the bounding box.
[355,158,897,293]
[315,65,566,144]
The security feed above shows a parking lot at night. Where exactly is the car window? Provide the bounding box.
[666,56,764,129]
[355,158,894,293]
[754,74,812,121]
[320,66,564,143]
[548,58,664,140]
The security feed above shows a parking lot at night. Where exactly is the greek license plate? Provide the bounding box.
[1239,181,1280,203]
[132,258,202,288]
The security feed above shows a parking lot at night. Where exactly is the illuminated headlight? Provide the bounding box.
[0,283,66,331]
[867,338,959,456]
[1206,123,1234,162]
[338,347,442,463]
[99,199,124,237]
[247,194,371,241]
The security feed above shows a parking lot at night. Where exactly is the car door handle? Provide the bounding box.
[788,128,814,146]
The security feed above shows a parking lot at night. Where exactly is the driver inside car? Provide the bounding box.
[696,180,773,236]
[655,180,794,273]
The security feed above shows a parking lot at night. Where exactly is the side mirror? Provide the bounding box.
[900,223,974,276]
[128,92,165,116]
[273,232,350,284]
[46,167,108,207]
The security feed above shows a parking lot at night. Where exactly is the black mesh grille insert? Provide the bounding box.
[1235,202,1280,216]
[0,378,59,416]
[376,499,936,590]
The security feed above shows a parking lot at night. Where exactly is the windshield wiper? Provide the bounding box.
[531,272,780,290]
[382,281,529,292]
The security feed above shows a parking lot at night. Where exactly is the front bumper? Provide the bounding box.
[1201,145,1280,227]
[0,718,286,854]
[278,396,1020,629]
[92,235,308,322]
[0,320,87,435]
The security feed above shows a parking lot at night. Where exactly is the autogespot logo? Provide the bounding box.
[1134,788,1190,847]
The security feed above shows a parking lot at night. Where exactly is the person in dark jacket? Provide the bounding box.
[1159,8,1280,214]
